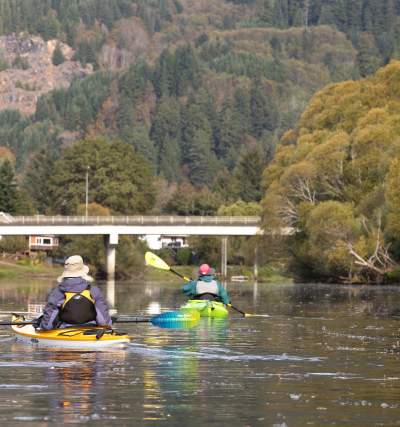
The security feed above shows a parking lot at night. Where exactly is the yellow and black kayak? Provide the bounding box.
[11,315,130,349]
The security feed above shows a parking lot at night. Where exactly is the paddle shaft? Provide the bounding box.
[170,267,192,282]
[0,321,36,326]
[114,317,158,323]
[228,304,246,317]
[0,320,151,326]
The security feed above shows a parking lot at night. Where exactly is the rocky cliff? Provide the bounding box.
[0,34,92,115]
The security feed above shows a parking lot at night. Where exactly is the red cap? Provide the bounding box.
[199,264,211,275]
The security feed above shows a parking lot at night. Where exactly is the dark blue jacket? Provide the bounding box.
[39,277,112,330]
[182,274,230,305]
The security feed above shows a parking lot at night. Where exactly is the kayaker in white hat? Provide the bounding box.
[36,255,112,330]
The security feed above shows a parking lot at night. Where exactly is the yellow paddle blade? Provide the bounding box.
[145,251,171,271]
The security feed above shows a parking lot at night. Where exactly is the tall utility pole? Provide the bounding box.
[304,0,309,29]
[85,166,90,217]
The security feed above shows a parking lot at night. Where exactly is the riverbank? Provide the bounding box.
[0,259,292,283]
[0,260,62,280]
[143,264,292,283]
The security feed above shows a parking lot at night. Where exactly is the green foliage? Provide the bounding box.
[0,236,27,253]
[0,0,136,46]
[165,182,221,215]
[217,200,262,216]
[187,236,221,267]
[56,235,104,276]
[176,247,192,265]
[55,234,146,278]
[50,138,156,215]
[0,159,33,214]
[0,160,18,213]
[5,0,400,222]
[234,146,268,202]
[116,236,147,278]
[152,44,201,98]
[262,61,400,282]
[52,44,65,66]
[35,72,112,131]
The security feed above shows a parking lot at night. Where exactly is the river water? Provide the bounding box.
[0,279,399,426]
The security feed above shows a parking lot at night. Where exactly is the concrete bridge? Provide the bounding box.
[0,215,263,279]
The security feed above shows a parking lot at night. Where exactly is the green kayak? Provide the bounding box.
[181,299,229,318]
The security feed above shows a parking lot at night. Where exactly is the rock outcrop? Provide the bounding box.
[0,33,93,115]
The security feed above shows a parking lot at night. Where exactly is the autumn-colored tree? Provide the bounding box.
[262,61,400,283]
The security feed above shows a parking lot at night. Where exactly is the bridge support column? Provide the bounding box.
[105,233,118,281]
[221,237,228,279]
[254,244,258,280]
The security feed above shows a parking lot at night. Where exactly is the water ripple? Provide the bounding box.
[128,343,323,362]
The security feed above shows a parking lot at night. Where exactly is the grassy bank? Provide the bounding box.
[0,259,292,283]
[143,264,292,283]
[143,265,197,283]
[0,260,62,280]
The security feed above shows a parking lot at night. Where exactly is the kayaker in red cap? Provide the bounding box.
[182,263,230,304]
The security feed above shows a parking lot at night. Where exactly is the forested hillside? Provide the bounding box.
[262,61,400,284]
[0,0,400,218]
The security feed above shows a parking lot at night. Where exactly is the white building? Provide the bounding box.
[141,235,188,250]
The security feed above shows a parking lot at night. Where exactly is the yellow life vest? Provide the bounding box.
[59,287,96,324]
[61,289,94,309]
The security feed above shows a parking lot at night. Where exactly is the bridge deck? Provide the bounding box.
[2,215,261,226]
[0,216,263,237]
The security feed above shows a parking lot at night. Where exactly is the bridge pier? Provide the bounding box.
[221,237,228,278]
[105,233,118,281]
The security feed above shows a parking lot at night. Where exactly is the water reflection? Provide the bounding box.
[46,351,101,422]
[1,280,400,425]
[140,319,229,422]
[46,349,125,424]
[106,279,115,309]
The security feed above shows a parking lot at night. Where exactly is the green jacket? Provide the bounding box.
[182,274,230,304]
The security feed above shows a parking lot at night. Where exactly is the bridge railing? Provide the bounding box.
[3,215,261,226]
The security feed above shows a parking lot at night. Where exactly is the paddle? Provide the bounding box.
[114,310,200,328]
[2,310,200,329]
[145,251,269,318]
[145,251,191,281]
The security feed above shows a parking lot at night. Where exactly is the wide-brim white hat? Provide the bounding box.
[57,255,93,283]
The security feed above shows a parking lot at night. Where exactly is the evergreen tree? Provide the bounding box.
[186,129,214,187]
[0,160,18,213]
[216,102,245,169]
[260,0,274,25]
[181,102,212,164]
[250,79,277,137]
[52,43,65,66]
[356,33,381,76]
[150,96,181,179]
[273,0,289,28]
[234,146,265,202]
[158,138,182,182]
[23,147,57,214]
[121,125,156,167]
